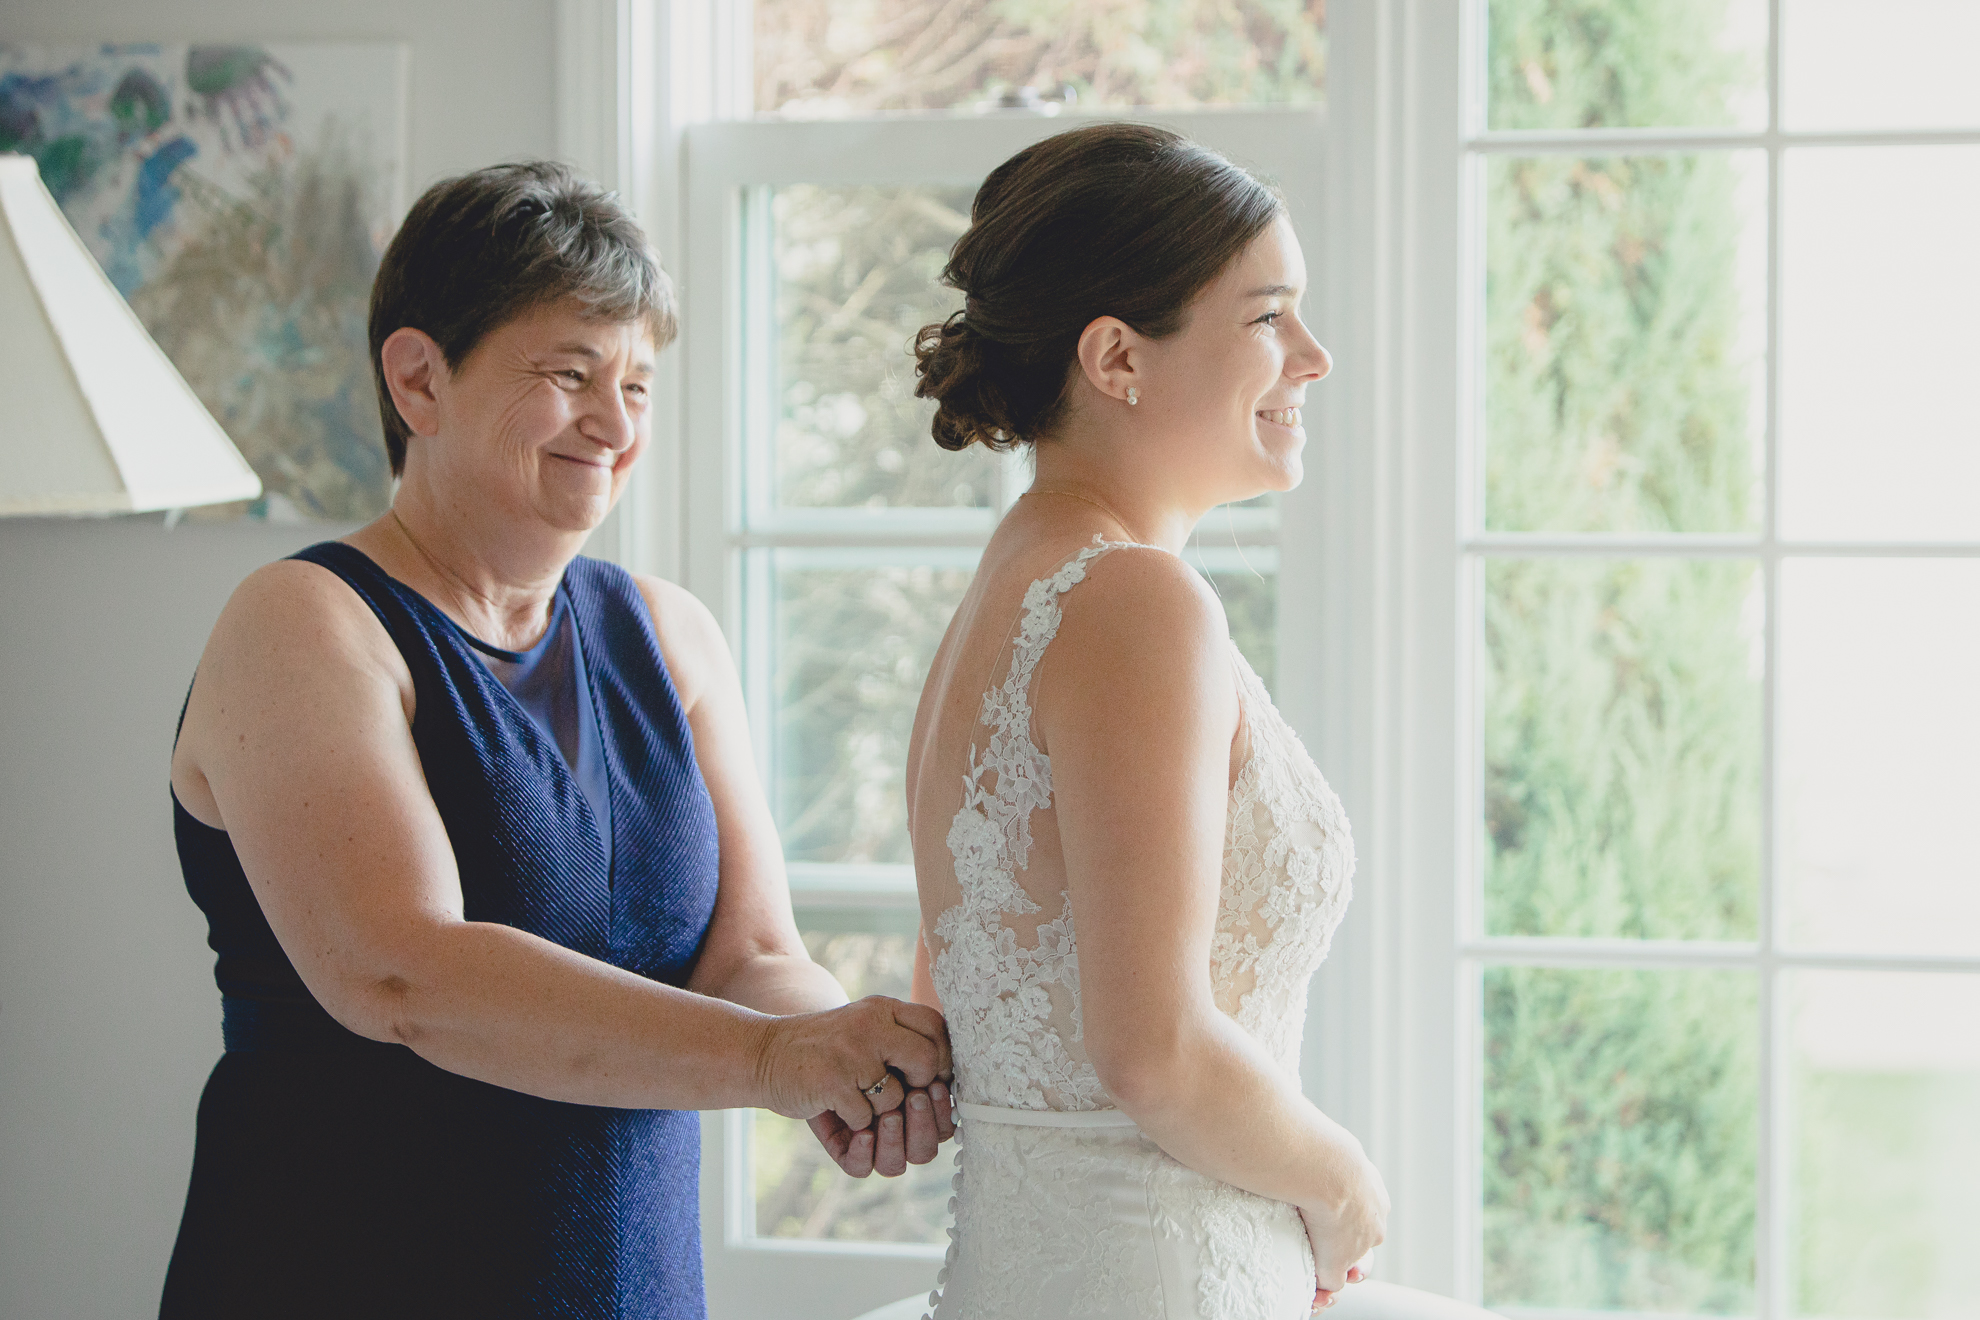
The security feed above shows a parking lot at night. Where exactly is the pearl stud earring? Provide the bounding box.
[1126,386,1140,406]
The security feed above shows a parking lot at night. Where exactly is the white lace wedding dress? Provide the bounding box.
[923,540,1356,1320]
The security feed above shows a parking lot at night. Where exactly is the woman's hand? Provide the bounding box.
[1299,1148,1390,1294]
[808,1078,956,1177]
[755,995,953,1135]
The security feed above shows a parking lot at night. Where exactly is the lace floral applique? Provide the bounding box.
[1150,1155,1315,1320]
[932,539,1119,1113]
[1212,649,1356,1070]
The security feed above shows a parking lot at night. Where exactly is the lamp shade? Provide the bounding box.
[0,153,261,515]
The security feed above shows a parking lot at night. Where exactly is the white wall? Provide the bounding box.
[0,3,556,1315]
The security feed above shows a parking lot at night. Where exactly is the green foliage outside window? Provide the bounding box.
[773,562,975,866]
[1482,0,1764,1309]
[754,0,1326,116]
[1487,0,1762,131]
[1483,152,1760,537]
[771,186,992,510]
[1485,968,1758,1311]
[1484,557,1762,944]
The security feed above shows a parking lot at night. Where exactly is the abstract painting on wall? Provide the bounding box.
[0,43,409,521]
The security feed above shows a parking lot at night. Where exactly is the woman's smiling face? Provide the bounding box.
[429,299,655,534]
[1131,214,1332,504]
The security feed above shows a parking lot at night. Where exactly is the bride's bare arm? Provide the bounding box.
[1036,548,1387,1288]
[911,928,942,1011]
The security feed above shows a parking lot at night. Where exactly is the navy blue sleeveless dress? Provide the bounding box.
[161,543,721,1320]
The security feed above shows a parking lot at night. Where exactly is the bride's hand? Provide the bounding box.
[1300,1148,1390,1293]
[808,1078,956,1177]
[1308,1261,1369,1313]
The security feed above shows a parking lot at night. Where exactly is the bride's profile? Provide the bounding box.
[904,122,1387,1320]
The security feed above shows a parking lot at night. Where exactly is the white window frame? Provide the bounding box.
[1429,1,1980,1315]
[1321,2,1468,1298]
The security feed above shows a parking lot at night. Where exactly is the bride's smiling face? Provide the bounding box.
[1132,215,1331,503]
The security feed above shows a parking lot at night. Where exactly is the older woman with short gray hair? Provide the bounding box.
[160,161,952,1319]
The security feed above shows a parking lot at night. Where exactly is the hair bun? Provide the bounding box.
[913,311,1021,452]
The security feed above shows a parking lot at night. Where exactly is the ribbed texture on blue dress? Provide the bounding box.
[162,543,721,1320]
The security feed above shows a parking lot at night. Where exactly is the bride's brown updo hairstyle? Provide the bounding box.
[914,123,1283,452]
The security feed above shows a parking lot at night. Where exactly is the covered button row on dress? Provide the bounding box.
[922,1147,965,1320]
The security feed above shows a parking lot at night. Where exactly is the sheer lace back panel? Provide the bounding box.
[926,538,1355,1115]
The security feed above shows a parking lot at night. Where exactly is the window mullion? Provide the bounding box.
[1467,127,1980,154]
[1757,0,1787,1307]
[1468,535,1980,557]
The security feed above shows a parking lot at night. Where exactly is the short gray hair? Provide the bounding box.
[367,160,676,475]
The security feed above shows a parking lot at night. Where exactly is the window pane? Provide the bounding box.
[1483,558,1762,940]
[1193,544,1279,695]
[1483,966,1758,1313]
[766,184,995,512]
[768,551,974,865]
[1784,0,1980,130]
[1780,147,1980,541]
[1487,0,1766,130]
[753,910,955,1245]
[1791,971,1980,1318]
[1484,153,1765,533]
[1781,560,1980,956]
[753,0,1325,117]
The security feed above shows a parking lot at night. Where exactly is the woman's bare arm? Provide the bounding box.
[172,560,947,1134]
[1035,548,1386,1288]
[636,573,954,1169]
[636,574,844,1015]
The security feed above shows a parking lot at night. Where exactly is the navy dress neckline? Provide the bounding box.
[442,578,616,877]
[162,542,722,1320]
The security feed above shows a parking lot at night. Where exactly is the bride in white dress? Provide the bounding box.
[903,124,1389,1320]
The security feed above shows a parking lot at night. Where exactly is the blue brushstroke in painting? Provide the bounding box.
[0,41,394,521]
[133,136,197,242]
[0,46,191,293]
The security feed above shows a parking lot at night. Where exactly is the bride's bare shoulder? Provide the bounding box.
[1024,543,1239,764]
[1064,543,1228,643]
[1036,543,1233,692]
